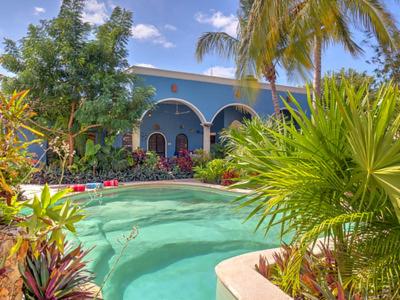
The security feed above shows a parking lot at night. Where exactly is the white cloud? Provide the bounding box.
[131,24,160,39]
[131,24,175,48]
[136,63,156,68]
[82,0,108,25]
[164,24,177,31]
[203,66,235,78]
[34,7,46,15]
[195,11,238,36]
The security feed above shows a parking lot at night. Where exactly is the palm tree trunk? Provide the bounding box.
[313,34,322,102]
[263,65,281,116]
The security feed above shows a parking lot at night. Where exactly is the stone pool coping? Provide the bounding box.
[216,239,330,300]
[21,178,252,199]
[215,247,293,300]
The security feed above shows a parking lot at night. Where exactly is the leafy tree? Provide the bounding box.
[195,0,312,116]
[240,0,398,99]
[323,68,375,93]
[1,0,154,164]
[368,43,400,85]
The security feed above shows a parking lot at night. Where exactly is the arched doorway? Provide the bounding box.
[175,133,188,154]
[140,98,206,157]
[210,104,258,146]
[148,132,166,157]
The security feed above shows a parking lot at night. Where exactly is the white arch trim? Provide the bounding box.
[140,98,207,124]
[210,103,259,123]
[147,131,168,157]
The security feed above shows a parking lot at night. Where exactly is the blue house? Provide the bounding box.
[28,66,307,160]
[119,66,307,157]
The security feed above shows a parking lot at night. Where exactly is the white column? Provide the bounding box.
[202,122,212,154]
[132,126,141,150]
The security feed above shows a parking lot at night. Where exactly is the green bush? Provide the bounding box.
[191,149,211,167]
[210,143,227,159]
[194,159,231,184]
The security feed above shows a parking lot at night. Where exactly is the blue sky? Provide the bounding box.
[0,0,399,85]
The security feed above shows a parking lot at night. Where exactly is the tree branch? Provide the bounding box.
[73,124,101,137]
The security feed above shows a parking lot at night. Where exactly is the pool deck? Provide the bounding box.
[21,179,252,199]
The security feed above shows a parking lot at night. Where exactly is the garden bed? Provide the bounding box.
[29,167,193,185]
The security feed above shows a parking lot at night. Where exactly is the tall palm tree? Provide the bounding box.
[195,0,312,116]
[241,0,398,99]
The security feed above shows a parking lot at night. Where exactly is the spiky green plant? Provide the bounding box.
[226,77,400,297]
[19,242,94,300]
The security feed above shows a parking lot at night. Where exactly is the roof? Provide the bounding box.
[129,66,306,94]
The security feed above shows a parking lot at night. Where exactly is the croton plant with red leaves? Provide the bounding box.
[256,243,363,300]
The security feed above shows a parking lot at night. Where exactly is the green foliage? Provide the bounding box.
[1,0,155,162]
[0,194,25,224]
[191,149,211,168]
[71,136,133,173]
[368,42,400,85]
[210,143,227,159]
[239,0,399,98]
[323,68,375,92]
[143,151,159,169]
[257,243,362,299]
[226,78,400,297]
[20,184,84,254]
[19,242,94,300]
[194,159,232,184]
[0,90,42,209]
[96,136,133,172]
[76,139,101,173]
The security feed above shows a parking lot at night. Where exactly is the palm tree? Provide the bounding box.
[225,78,400,297]
[195,0,312,116]
[241,0,398,99]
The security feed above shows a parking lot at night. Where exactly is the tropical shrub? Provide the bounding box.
[71,137,133,174]
[221,169,240,186]
[0,91,42,207]
[95,136,133,172]
[227,78,400,297]
[174,150,193,173]
[210,142,227,159]
[0,90,95,298]
[143,151,159,170]
[191,149,211,167]
[20,185,85,254]
[257,243,362,299]
[30,165,192,185]
[194,159,234,184]
[132,148,147,166]
[19,242,94,300]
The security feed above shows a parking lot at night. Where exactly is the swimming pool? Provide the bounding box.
[69,184,281,300]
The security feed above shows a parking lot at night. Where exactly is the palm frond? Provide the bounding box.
[195,32,239,62]
[224,78,400,297]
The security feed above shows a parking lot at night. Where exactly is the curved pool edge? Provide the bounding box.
[22,179,252,200]
[215,247,293,300]
[121,179,252,194]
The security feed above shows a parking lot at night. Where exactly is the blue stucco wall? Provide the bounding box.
[140,103,204,157]
[20,130,47,163]
[138,74,308,121]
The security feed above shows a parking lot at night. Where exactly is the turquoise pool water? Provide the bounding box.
[69,185,280,300]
